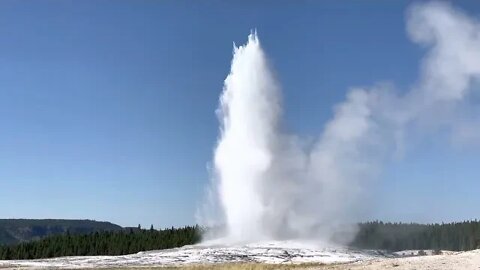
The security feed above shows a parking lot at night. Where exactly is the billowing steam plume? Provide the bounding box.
[200,2,480,244]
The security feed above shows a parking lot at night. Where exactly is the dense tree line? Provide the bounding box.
[0,225,200,260]
[351,220,480,251]
[2,221,480,260]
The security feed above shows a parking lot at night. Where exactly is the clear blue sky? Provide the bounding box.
[0,0,479,228]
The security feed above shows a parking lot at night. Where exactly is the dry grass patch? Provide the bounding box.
[95,263,330,270]
[172,263,323,270]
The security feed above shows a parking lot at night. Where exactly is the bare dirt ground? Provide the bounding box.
[328,249,480,270]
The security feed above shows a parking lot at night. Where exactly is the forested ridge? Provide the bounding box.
[0,219,122,246]
[0,225,200,260]
[1,221,480,260]
[351,220,480,251]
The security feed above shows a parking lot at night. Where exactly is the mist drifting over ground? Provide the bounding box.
[199,2,480,245]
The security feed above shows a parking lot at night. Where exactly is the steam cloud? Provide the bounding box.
[200,2,480,244]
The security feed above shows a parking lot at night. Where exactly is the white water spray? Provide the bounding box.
[208,32,362,244]
[214,33,282,241]
[202,2,480,244]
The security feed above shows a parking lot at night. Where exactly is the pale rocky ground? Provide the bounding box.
[325,249,480,270]
[0,243,478,270]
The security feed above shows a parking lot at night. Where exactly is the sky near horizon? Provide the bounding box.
[0,0,479,228]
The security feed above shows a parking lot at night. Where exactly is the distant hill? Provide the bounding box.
[0,219,122,246]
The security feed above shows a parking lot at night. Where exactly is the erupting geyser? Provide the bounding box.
[208,32,365,244]
[202,2,480,245]
[214,33,283,242]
